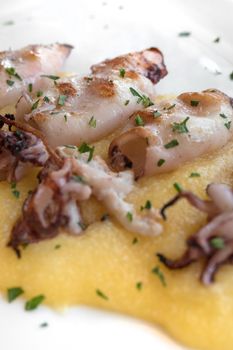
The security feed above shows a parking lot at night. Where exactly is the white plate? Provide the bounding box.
[0,0,232,349]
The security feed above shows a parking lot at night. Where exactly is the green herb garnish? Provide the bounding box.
[190,172,200,177]
[6,79,14,86]
[224,121,231,130]
[178,31,191,37]
[78,142,95,162]
[88,116,97,128]
[31,99,40,111]
[129,87,154,107]
[126,211,133,222]
[229,72,233,80]
[36,90,43,97]
[124,99,130,106]
[43,96,50,103]
[3,20,14,26]
[141,200,152,211]
[5,67,22,81]
[164,139,179,149]
[190,100,199,106]
[136,282,143,290]
[28,83,33,92]
[11,182,20,198]
[54,244,61,250]
[220,113,227,119]
[25,295,45,311]
[119,68,126,78]
[7,287,24,302]
[157,159,165,167]
[167,103,176,111]
[172,117,189,133]
[152,266,166,286]
[135,114,144,126]
[132,237,138,245]
[40,322,48,328]
[64,114,67,122]
[173,182,182,193]
[213,37,220,43]
[210,237,225,249]
[96,289,108,300]
[40,74,60,80]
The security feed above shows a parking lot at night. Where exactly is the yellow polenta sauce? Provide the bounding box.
[1,103,233,350]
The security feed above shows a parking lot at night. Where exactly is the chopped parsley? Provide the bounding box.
[119,68,126,78]
[36,90,43,97]
[25,295,45,311]
[78,142,95,162]
[210,237,225,249]
[135,114,144,126]
[43,96,50,103]
[172,117,189,133]
[88,116,97,128]
[220,113,227,119]
[190,100,199,107]
[78,222,87,230]
[64,145,77,149]
[129,87,154,108]
[72,175,85,183]
[5,67,22,81]
[178,31,191,37]
[213,37,220,43]
[140,200,152,211]
[11,182,20,198]
[31,99,40,111]
[54,244,61,250]
[7,287,24,302]
[173,182,182,193]
[153,110,162,118]
[124,99,130,106]
[126,211,133,222]
[132,237,138,245]
[28,83,33,92]
[224,121,231,130]
[40,322,48,328]
[6,79,14,86]
[157,158,165,167]
[40,74,60,80]
[58,94,67,106]
[164,139,179,149]
[230,72,233,80]
[96,289,108,300]
[190,172,200,177]
[3,20,14,26]
[152,266,166,286]
[167,103,176,111]
[100,213,109,221]
[64,114,67,122]
[136,282,143,290]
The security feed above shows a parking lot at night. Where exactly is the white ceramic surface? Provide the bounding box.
[0,0,232,349]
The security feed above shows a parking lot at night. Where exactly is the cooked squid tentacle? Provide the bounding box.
[0,43,72,109]
[16,48,167,147]
[0,114,49,182]
[109,89,233,178]
[158,183,233,285]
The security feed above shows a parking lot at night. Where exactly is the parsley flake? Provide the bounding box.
[210,237,225,249]
[190,172,200,177]
[164,139,179,149]
[40,74,60,80]
[3,20,14,26]
[5,67,22,81]
[64,114,67,122]
[190,100,199,107]
[28,83,33,92]
[7,287,24,302]
[40,322,48,328]
[36,90,43,97]
[140,200,152,211]
[129,87,154,107]
[6,79,14,86]
[135,114,144,126]
[43,96,50,103]
[173,182,182,193]
[178,31,191,37]
[96,289,108,300]
[25,295,45,311]
[224,121,231,130]
[124,99,130,106]
[126,211,133,222]
[157,159,165,167]
[11,182,20,198]
[119,68,126,78]
[167,103,176,111]
[220,113,227,119]
[213,37,220,43]
[78,142,95,162]
[172,117,189,133]
[132,237,138,245]
[152,266,166,286]
[230,72,233,80]
[136,282,143,290]
[88,116,97,128]
[31,99,40,111]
